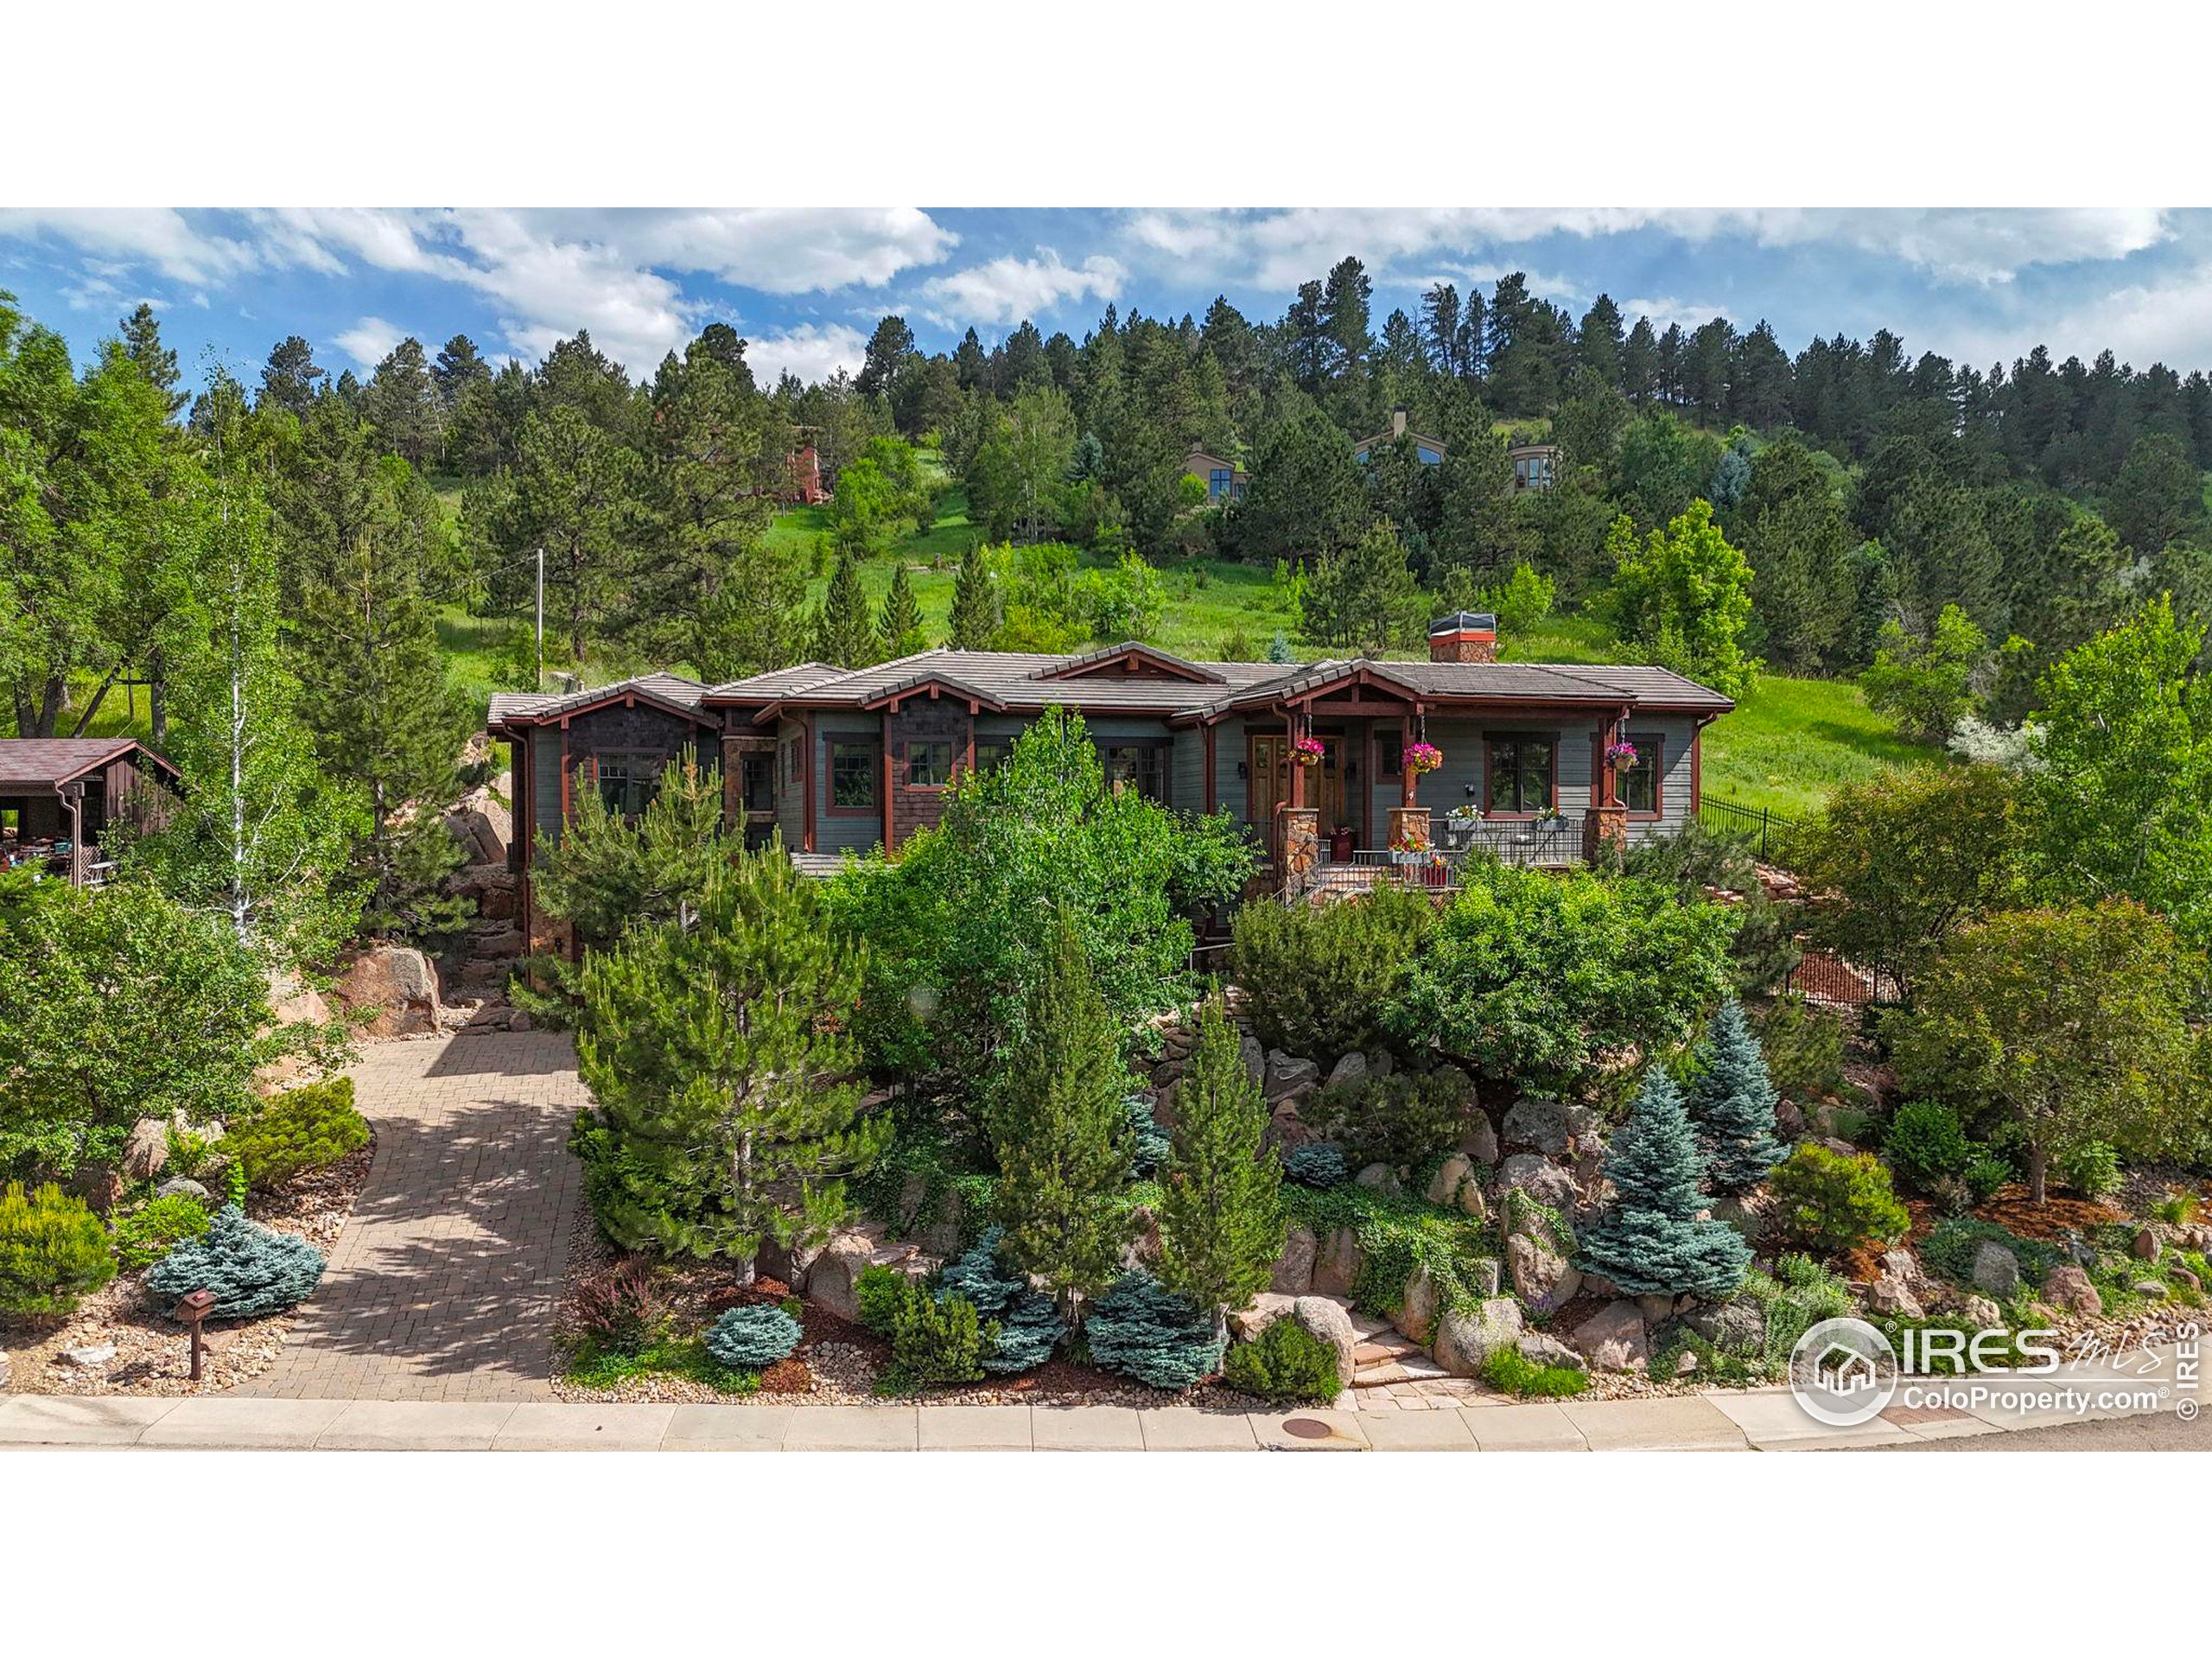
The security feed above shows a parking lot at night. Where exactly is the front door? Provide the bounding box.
[1250,732,1347,859]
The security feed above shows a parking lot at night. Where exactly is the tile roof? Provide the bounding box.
[0,737,175,789]
[707,647,1287,715]
[486,671,713,727]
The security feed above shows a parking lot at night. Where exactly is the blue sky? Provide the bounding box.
[4,207,2209,392]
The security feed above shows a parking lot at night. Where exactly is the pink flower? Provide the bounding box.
[1402,742,1443,774]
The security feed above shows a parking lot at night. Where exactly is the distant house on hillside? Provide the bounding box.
[1184,445,1246,504]
[786,444,828,505]
[1508,441,1560,492]
[1353,407,1446,467]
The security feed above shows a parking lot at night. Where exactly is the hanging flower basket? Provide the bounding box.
[1604,739,1639,773]
[1291,735,1325,767]
[1402,741,1443,776]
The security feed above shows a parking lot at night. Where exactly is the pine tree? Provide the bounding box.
[118,302,185,416]
[878,560,927,658]
[989,917,1134,1321]
[1156,997,1284,1314]
[1684,998,1787,1194]
[946,538,1000,649]
[1574,1069,1750,1299]
[572,850,890,1274]
[811,546,879,667]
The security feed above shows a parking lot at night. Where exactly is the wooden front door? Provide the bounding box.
[1250,732,1347,857]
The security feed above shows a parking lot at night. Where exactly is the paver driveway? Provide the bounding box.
[228,1033,587,1402]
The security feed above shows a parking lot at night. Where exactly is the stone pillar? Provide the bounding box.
[1277,805,1320,896]
[1582,803,1629,863]
[1388,805,1433,853]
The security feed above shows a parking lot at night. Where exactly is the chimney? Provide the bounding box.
[1391,404,1408,439]
[1429,610,1497,664]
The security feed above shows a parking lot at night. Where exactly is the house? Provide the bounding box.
[1508,441,1560,492]
[786,444,828,505]
[0,736,182,887]
[1183,445,1246,505]
[1352,407,1446,467]
[487,618,1732,940]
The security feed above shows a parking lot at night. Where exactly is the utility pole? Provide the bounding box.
[534,546,544,692]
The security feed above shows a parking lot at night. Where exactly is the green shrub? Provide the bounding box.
[1084,1271,1224,1389]
[110,1193,213,1271]
[1480,1344,1591,1398]
[1228,883,1431,1060]
[1123,1095,1171,1179]
[1283,1144,1350,1189]
[1306,1066,1476,1170]
[890,1279,994,1384]
[936,1226,1064,1373]
[2056,1141,2122,1201]
[227,1078,371,1192]
[1884,1100,1973,1195]
[855,1264,907,1338]
[144,1205,323,1319]
[0,1182,118,1319]
[1223,1317,1341,1403]
[1918,1217,2062,1288]
[703,1305,803,1369]
[1755,995,1848,1104]
[1963,1153,2013,1205]
[564,1258,668,1354]
[1738,1254,1856,1370]
[1767,1144,1909,1258]
[2151,1192,2203,1227]
[1284,1182,1497,1319]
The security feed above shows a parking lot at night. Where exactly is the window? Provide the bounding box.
[1619,731,1662,816]
[906,740,954,789]
[1377,723,1403,779]
[1209,467,1232,500]
[827,736,879,812]
[974,739,1011,775]
[1098,741,1166,801]
[590,753,664,818]
[1485,735,1555,815]
[782,735,803,786]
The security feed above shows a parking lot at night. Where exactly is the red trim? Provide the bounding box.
[821,729,881,819]
[880,712,894,849]
[803,714,817,853]
[1624,728,1665,821]
[1481,731,1560,818]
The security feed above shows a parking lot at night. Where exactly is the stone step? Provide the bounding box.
[1352,1333,1422,1364]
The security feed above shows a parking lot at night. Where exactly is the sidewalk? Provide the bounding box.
[3,1345,2191,1450]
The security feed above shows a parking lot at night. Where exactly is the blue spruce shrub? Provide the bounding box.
[1283,1144,1350,1189]
[1084,1270,1224,1389]
[704,1304,803,1368]
[987,1290,1065,1374]
[936,1226,1064,1373]
[145,1204,324,1320]
[1125,1095,1171,1179]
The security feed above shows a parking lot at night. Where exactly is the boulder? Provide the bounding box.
[1270,1225,1318,1296]
[1312,1227,1363,1297]
[1774,1099,1807,1141]
[1433,1297,1525,1377]
[1496,1153,1577,1211]
[2133,1280,2171,1300]
[2042,1264,2103,1319]
[804,1233,878,1324]
[265,969,331,1029]
[1516,1332,1587,1373]
[1293,1296,1359,1388]
[1570,1300,1650,1372]
[1866,1274,1924,1319]
[332,944,443,1039]
[2173,1266,2203,1294]
[2133,1228,2162,1263]
[1961,1295,2004,1328]
[1971,1240,2022,1299]
[1681,1299,1764,1355]
[442,803,506,867]
[1503,1096,1595,1158]
[1458,1113,1500,1167]
[1240,1033,1266,1089]
[1878,1249,1927,1292]
[1323,1051,1369,1094]
[757,1234,829,1296]
[122,1118,169,1182]
[1365,1049,1396,1080]
[1465,1256,1503,1298]
[156,1177,211,1204]
[1228,1293,1296,1342]
[1424,1154,1478,1211]
[59,1343,117,1370]
[1636,1292,1677,1327]
[1353,1162,1402,1196]
[1507,1232,1582,1317]
[1263,1050,1319,1103]
[1394,1264,1439,1344]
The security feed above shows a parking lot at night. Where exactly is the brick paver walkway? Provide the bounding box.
[228,1033,587,1402]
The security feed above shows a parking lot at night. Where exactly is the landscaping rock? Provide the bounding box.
[1270,1225,1318,1296]
[1353,1161,1402,1197]
[59,1343,117,1370]
[1312,1227,1362,1296]
[1774,1099,1806,1141]
[1971,1240,2022,1299]
[1635,1292,1676,1326]
[1264,1050,1320,1103]
[2042,1264,2103,1319]
[2174,1266,2202,1294]
[1507,1231,1582,1317]
[1365,1048,1396,1080]
[1433,1296,1524,1376]
[156,1177,212,1204]
[1516,1332,1586,1373]
[1466,1256,1502,1297]
[1878,1249,1927,1291]
[1293,1296,1359,1387]
[1323,1052,1368,1093]
[2134,1280,2171,1300]
[2133,1228,2162,1263]
[332,944,443,1038]
[1496,1153,1576,1211]
[0,1351,10,1389]
[1228,1293,1295,1342]
[1961,1294,2004,1328]
[1458,1113,1500,1167]
[1681,1299,1764,1354]
[122,1117,169,1182]
[1394,1264,1439,1344]
[1424,1154,1479,1211]
[1866,1274,1924,1319]
[1240,1033,1266,1089]
[1570,1300,1650,1372]
[442,801,506,867]
[1503,1096,1595,1158]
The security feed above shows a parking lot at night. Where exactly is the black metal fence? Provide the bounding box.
[1698,794,1796,861]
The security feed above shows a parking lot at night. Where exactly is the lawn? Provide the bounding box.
[1700,671,1943,817]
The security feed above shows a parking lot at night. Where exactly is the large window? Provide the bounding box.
[1377,723,1403,779]
[1485,734,1555,815]
[1098,741,1167,802]
[827,736,879,812]
[592,753,662,818]
[1619,730,1663,816]
[906,739,954,789]
[1209,467,1233,501]
[973,738,1011,775]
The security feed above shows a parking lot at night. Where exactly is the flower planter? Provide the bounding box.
[1327,830,1355,862]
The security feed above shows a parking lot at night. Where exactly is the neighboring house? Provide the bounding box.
[488,620,1732,937]
[1508,441,1560,492]
[0,736,182,887]
[786,444,828,505]
[1183,445,1246,505]
[1352,406,1446,467]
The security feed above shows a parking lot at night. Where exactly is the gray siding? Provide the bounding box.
[815,721,883,855]
[775,717,805,849]
[1213,718,1248,823]
[531,728,563,846]
[1170,728,1205,813]
[1622,714,1699,844]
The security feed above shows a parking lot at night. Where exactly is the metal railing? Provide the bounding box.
[1697,795,1796,861]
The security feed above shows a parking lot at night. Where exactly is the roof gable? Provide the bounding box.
[1032,642,1226,686]
[0,737,181,790]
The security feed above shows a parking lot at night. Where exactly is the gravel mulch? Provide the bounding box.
[0,1141,374,1398]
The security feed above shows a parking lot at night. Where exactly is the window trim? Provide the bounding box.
[902,737,956,791]
[1096,737,1171,804]
[1482,731,1560,819]
[1621,728,1665,820]
[823,731,882,817]
[584,749,665,820]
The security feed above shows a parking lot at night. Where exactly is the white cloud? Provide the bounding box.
[528,208,957,294]
[0,207,263,286]
[1672,207,2172,285]
[919,249,1124,326]
[1940,263,2212,369]
[744,321,871,385]
[334,315,406,368]
[1621,296,1733,332]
